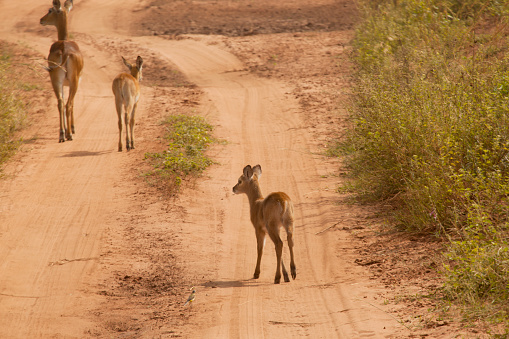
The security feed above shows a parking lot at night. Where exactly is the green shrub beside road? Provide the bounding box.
[345,0,509,329]
[0,51,25,170]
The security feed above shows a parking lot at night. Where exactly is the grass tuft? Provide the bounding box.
[144,114,215,195]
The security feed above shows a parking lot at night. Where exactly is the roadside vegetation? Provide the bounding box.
[0,48,27,171]
[144,114,215,195]
[341,0,509,332]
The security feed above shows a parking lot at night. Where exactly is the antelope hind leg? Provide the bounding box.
[267,228,283,284]
[281,261,290,283]
[129,102,137,150]
[287,231,296,280]
[253,229,265,279]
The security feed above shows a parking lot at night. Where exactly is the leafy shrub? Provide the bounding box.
[349,0,509,231]
[443,237,509,323]
[344,0,509,328]
[144,115,214,194]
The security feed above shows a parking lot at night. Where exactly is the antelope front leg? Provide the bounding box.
[253,229,265,279]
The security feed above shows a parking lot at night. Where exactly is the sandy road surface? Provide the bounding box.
[0,0,409,337]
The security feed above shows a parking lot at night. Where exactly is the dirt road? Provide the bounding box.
[0,0,410,337]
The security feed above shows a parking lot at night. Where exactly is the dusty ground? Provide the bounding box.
[0,0,482,338]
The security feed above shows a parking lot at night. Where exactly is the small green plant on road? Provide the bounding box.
[144,114,215,195]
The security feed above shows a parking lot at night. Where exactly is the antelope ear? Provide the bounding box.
[63,0,73,12]
[136,56,144,69]
[52,0,61,10]
[252,164,262,178]
[243,165,253,179]
[122,57,132,71]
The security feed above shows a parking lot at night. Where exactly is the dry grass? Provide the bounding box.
[0,49,25,169]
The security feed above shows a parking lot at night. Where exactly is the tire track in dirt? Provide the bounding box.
[0,0,411,337]
[0,1,147,337]
[136,36,408,338]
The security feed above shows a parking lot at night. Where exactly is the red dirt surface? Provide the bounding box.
[0,0,479,337]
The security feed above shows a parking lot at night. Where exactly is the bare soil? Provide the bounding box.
[0,0,481,338]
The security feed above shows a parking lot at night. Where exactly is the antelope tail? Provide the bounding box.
[44,54,69,73]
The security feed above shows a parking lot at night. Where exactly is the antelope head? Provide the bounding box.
[233,165,262,195]
[122,56,144,82]
[40,0,74,28]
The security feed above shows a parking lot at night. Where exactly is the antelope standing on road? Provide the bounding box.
[112,56,143,152]
[233,165,296,284]
[40,0,84,143]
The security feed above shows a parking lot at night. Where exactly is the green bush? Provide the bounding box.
[345,0,509,328]
[444,238,509,323]
[349,0,509,231]
[144,115,214,193]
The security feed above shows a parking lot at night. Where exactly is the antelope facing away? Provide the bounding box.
[233,164,296,284]
[40,0,84,143]
[112,56,143,152]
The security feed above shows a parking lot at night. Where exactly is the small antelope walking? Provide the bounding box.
[233,164,296,284]
[112,56,143,151]
[40,0,84,143]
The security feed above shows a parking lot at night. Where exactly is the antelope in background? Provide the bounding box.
[40,0,84,143]
[233,164,297,284]
[112,56,143,152]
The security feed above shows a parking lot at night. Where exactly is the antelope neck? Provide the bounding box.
[57,14,68,40]
[247,181,264,206]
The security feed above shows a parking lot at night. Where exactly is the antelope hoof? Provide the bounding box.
[283,272,290,283]
[291,265,296,280]
[72,126,75,134]
[274,277,281,284]
[253,272,260,279]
